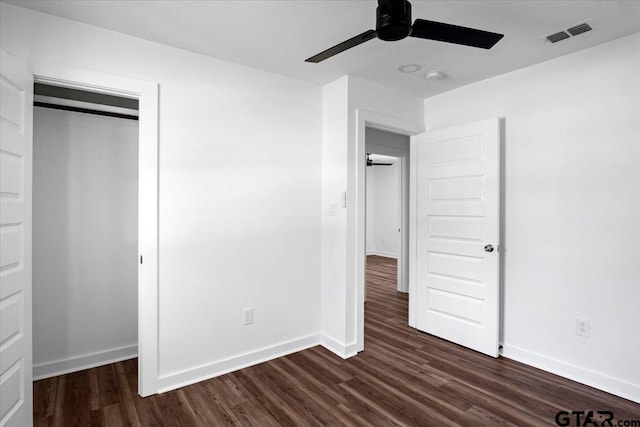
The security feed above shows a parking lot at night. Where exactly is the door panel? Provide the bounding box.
[0,49,33,427]
[412,118,500,357]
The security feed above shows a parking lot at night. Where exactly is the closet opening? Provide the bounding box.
[32,83,140,380]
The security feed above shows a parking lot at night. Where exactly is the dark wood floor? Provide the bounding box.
[34,255,639,426]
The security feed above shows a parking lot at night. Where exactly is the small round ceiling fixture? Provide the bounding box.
[398,64,422,73]
[425,70,446,80]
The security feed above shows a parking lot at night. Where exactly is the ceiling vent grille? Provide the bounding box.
[567,23,592,36]
[546,31,570,44]
[544,21,593,44]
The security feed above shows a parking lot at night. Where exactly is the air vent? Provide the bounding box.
[567,22,592,36]
[544,21,593,45]
[546,31,570,44]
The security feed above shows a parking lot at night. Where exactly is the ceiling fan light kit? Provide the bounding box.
[366,153,394,166]
[305,0,504,63]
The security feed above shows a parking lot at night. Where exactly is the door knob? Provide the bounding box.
[484,244,494,253]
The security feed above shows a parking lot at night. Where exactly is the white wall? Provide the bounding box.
[423,32,640,402]
[32,108,138,378]
[366,162,400,258]
[1,3,322,392]
[320,77,349,354]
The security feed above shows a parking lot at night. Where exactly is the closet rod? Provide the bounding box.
[34,101,139,121]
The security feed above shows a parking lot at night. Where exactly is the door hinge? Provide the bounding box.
[140,255,143,264]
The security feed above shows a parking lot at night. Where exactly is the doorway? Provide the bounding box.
[365,149,404,323]
[355,113,501,357]
[354,110,424,352]
[366,153,401,266]
[32,83,139,380]
[31,60,159,396]
[365,127,410,295]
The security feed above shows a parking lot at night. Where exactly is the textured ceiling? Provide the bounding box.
[6,0,640,97]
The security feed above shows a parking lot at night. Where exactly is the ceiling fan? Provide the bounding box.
[305,0,504,63]
[367,153,393,166]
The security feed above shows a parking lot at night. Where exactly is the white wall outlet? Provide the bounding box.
[242,308,253,325]
[576,318,589,337]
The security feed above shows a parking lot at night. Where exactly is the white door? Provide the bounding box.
[1,50,33,427]
[412,118,500,357]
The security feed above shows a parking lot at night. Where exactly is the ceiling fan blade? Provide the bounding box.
[305,30,377,63]
[410,19,503,49]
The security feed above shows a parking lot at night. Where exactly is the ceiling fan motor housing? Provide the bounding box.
[376,0,412,41]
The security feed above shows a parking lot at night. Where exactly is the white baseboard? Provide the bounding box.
[320,334,359,359]
[157,333,321,394]
[33,344,138,380]
[501,344,640,404]
[366,250,397,259]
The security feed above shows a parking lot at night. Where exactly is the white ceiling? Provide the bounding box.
[6,0,640,98]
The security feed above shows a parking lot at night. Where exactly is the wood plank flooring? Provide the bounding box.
[34,255,640,426]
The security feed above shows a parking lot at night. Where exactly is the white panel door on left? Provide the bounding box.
[0,49,33,427]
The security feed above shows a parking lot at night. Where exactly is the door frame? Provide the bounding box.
[365,143,409,293]
[31,60,159,396]
[354,109,424,351]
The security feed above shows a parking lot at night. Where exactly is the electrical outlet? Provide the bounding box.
[576,318,589,337]
[242,308,253,325]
